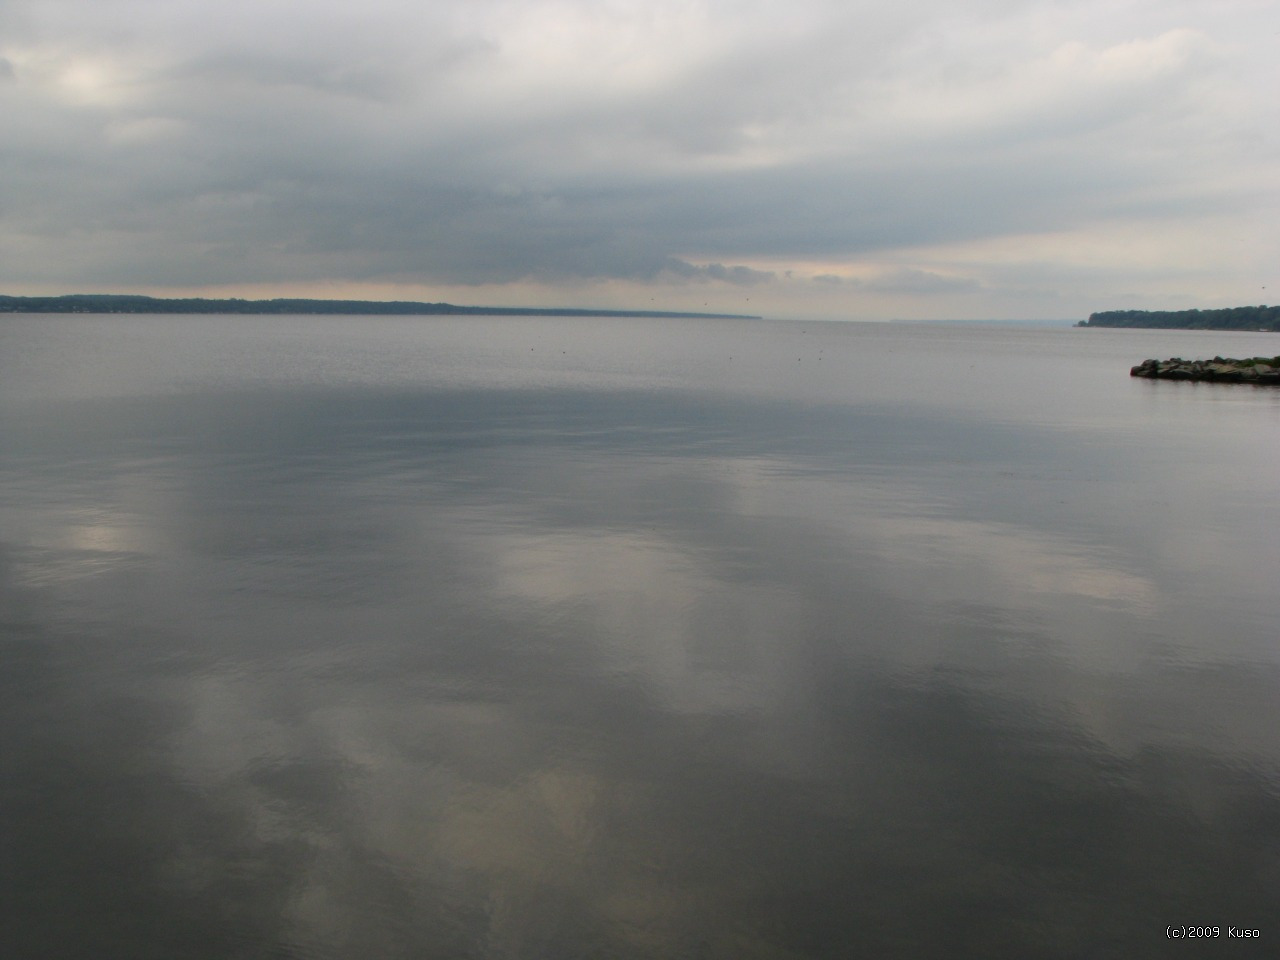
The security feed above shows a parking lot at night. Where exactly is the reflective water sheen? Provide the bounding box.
[2,315,1278,958]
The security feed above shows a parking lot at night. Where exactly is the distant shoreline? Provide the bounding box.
[1078,305,1279,331]
[0,293,760,321]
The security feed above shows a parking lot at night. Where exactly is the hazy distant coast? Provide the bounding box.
[0,294,761,321]
[1078,305,1280,331]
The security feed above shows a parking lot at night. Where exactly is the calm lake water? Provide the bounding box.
[2,314,1278,958]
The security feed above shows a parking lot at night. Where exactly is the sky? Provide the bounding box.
[1,0,1277,321]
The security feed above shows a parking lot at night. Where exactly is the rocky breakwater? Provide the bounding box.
[1130,356,1280,384]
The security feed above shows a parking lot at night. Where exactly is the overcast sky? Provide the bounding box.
[2,0,1276,320]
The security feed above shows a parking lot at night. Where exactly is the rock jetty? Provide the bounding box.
[1130,356,1280,383]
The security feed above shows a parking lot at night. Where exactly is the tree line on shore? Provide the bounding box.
[0,294,757,320]
[1080,305,1279,331]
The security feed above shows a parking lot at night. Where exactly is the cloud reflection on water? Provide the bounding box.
[2,374,1279,958]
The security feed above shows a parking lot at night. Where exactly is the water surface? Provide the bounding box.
[2,315,1278,958]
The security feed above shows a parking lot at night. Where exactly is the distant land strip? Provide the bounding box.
[1078,305,1279,331]
[0,293,760,321]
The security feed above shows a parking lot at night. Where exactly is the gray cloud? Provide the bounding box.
[0,0,1276,315]
[865,268,982,295]
[660,258,775,286]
